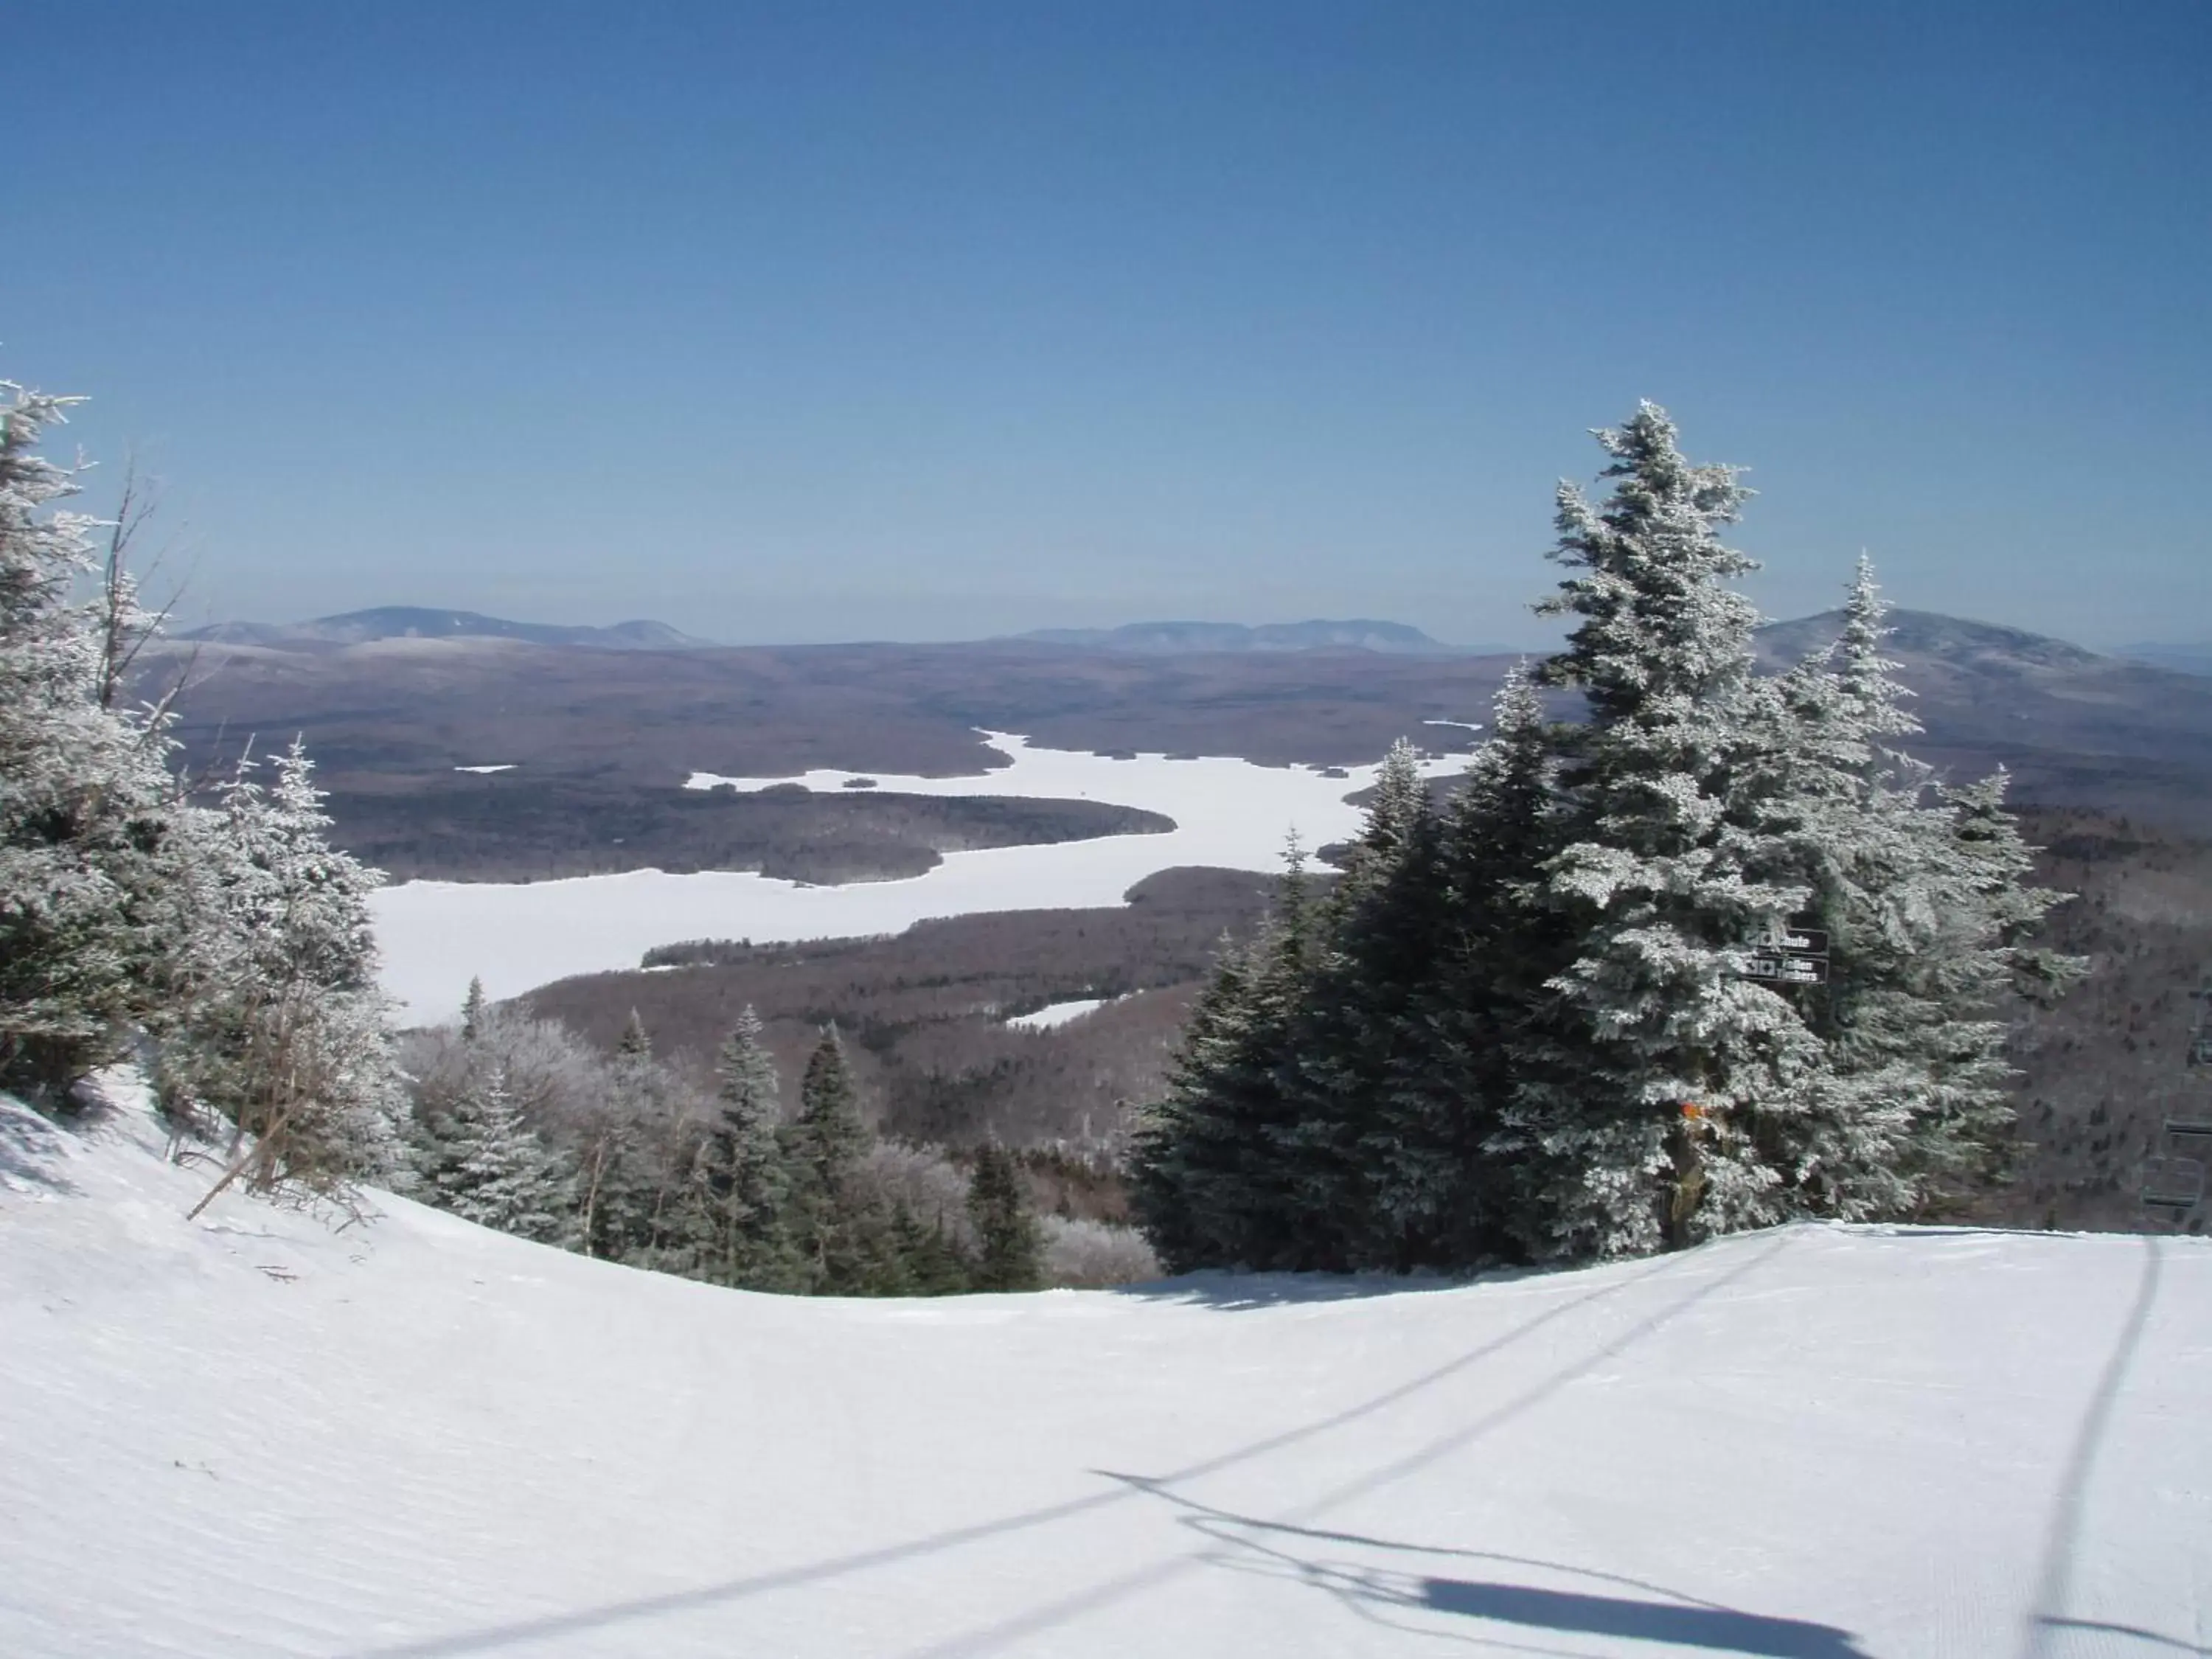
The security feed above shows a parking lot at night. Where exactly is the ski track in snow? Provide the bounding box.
[4,1085,2208,1658]
[370,732,1466,1023]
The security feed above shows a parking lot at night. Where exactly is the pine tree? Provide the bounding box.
[967,1142,1043,1291]
[588,1004,695,1268]
[1503,404,1826,1259]
[418,1063,573,1242]
[0,380,192,1095]
[1742,562,1955,1219]
[461,977,487,1043]
[167,741,404,1210]
[1129,844,1318,1270]
[692,1007,799,1289]
[1902,769,2082,1200]
[1746,563,2081,1220]
[1273,742,1450,1268]
[784,1026,874,1291]
[892,1206,973,1295]
[1370,666,1563,1268]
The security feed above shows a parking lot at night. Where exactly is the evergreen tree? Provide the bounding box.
[1745,563,2081,1220]
[166,742,404,1209]
[461,976,487,1043]
[784,1026,874,1291]
[967,1142,1043,1291]
[1902,769,2083,1200]
[692,1006,799,1290]
[1274,743,1450,1268]
[1502,404,1826,1259]
[0,380,192,1095]
[891,1206,973,1295]
[1371,666,1563,1267]
[418,1063,573,1242]
[1130,842,1318,1270]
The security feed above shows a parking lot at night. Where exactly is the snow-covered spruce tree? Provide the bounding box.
[1904,768,2081,1201]
[0,382,192,1095]
[967,1141,1043,1292]
[1502,404,1827,1260]
[417,1062,574,1242]
[1729,560,1965,1219]
[1738,563,2079,1220]
[1129,842,1318,1271]
[166,742,405,1208]
[581,1011,702,1270]
[460,976,487,1043]
[691,1006,800,1290]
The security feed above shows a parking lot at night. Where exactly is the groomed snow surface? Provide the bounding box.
[370,733,1467,1022]
[5,1086,2206,1658]
[1005,997,1122,1031]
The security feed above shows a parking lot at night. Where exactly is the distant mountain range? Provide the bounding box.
[184,608,714,652]
[1755,607,2112,674]
[2115,641,2212,679]
[1014,619,1462,655]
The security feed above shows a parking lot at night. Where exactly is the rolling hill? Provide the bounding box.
[185,607,714,652]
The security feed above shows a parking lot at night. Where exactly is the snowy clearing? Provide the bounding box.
[372,733,1464,1022]
[1006,996,1120,1031]
[4,1086,2206,1658]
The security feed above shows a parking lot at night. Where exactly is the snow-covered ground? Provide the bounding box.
[1006,996,1121,1031]
[371,733,1464,1023]
[5,1086,2206,1658]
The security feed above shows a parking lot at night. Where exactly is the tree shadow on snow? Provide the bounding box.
[1109,1267,1487,1310]
[1099,1474,1872,1659]
[1413,1581,1866,1657]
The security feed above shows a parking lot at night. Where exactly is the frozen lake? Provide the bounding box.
[370,732,1468,1022]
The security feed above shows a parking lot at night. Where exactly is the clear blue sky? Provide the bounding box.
[5,1,2206,647]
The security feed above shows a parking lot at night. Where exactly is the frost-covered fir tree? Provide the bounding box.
[0,382,192,1094]
[460,976,487,1043]
[1732,561,1959,1217]
[1130,842,1318,1271]
[967,1141,1043,1291]
[692,1006,799,1289]
[167,742,404,1209]
[1743,563,2080,1219]
[1503,405,1827,1259]
[1903,769,2081,1199]
[418,1062,573,1242]
[582,1009,693,1268]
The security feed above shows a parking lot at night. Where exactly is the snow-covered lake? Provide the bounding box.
[370,732,1467,1022]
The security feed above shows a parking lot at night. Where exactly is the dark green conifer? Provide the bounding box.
[967,1142,1043,1291]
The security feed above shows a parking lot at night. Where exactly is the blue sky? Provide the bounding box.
[5,1,2206,647]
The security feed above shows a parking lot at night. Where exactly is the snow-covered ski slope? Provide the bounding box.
[4,1090,2207,1658]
